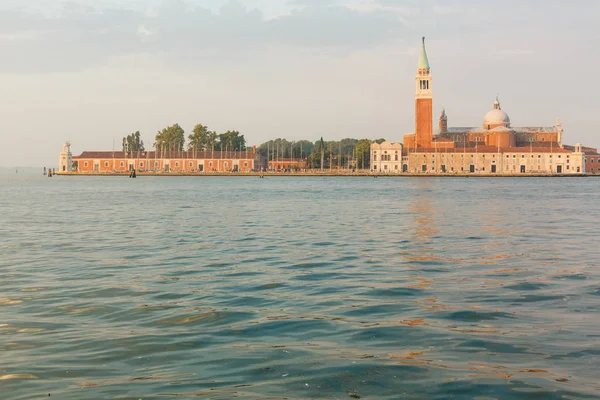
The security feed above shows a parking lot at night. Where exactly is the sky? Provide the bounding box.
[1,0,599,167]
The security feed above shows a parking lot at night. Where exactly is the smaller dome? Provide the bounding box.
[483,97,510,128]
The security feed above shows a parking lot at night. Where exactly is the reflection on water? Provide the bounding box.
[0,175,599,399]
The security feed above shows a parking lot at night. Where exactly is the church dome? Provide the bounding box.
[483,97,510,128]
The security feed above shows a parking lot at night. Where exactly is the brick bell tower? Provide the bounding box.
[415,37,433,149]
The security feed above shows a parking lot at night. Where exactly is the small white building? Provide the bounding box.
[59,142,73,173]
[371,141,403,173]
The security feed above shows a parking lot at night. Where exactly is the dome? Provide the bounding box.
[483,97,510,128]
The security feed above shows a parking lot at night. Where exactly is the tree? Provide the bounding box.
[122,131,144,152]
[155,124,185,151]
[217,130,246,152]
[320,137,325,171]
[206,131,218,153]
[355,139,372,169]
[188,124,209,151]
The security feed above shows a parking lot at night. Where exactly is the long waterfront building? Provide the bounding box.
[59,144,261,173]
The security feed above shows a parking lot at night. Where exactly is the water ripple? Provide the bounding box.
[1,175,599,399]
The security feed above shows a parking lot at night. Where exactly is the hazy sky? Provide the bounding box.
[1,0,599,166]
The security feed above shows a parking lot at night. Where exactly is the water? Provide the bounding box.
[1,174,599,399]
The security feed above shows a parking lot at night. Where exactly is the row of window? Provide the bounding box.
[374,155,398,161]
[84,161,250,168]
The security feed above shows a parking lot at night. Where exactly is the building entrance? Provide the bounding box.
[491,165,497,173]
[557,165,562,173]
[469,165,475,173]
[520,165,526,173]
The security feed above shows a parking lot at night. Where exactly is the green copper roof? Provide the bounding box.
[418,37,430,70]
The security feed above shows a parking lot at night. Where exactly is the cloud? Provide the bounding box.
[0,0,410,73]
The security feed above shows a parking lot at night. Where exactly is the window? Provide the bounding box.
[224,162,228,168]
[84,161,88,167]
[189,162,193,167]
[558,155,562,158]
[140,162,144,167]
[538,155,541,158]
[104,162,109,167]
[154,161,159,167]
[120,161,124,167]
[592,159,595,163]
[395,155,398,161]
[374,155,377,161]
[395,165,398,170]
[522,155,525,158]
[244,162,248,167]
[175,162,179,167]
[209,162,213,167]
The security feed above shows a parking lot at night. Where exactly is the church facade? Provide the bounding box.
[372,37,591,175]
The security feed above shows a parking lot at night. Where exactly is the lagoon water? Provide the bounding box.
[1,173,599,399]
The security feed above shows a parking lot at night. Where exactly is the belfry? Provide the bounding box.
[415,37,433,149]
[404,37,435,151]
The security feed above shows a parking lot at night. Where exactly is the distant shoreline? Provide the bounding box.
[55,171,594,178]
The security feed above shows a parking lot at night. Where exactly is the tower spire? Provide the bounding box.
[418,36,430,71]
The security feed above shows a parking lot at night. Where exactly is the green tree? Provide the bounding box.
[122,131,144,152]
[355,139,372,169]
[188,124,209,151]
[217,130,246,152]
[155,124,185,151]
[206,131,218,153]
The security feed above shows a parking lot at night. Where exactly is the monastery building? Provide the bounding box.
[371,37,599,175]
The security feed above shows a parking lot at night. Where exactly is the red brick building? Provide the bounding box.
[71,150,257,173]
[268,159,308,171]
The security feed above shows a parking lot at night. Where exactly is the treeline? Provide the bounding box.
[122,123,247,153]
[122,124,386,169]
[256,137,386,169]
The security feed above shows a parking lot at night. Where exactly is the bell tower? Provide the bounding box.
[415,37,433,149]
[439,109,448,133]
